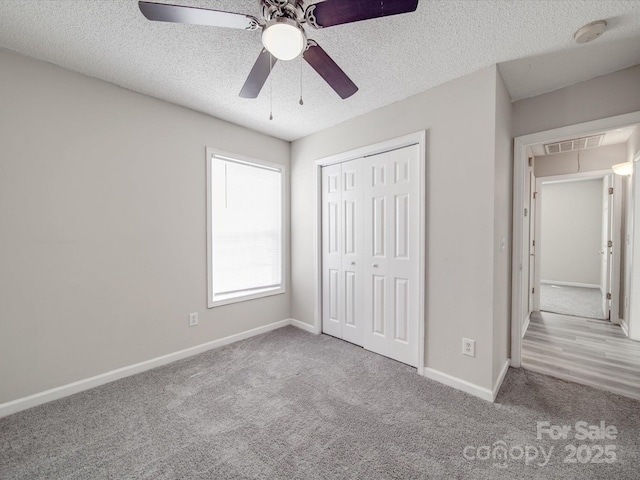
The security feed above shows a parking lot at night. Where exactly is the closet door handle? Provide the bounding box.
[372,264,379,268]
[350,261,356,265]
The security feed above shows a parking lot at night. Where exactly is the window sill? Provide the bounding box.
[208,286,285,308]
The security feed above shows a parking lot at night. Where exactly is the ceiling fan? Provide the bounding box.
[138,0,419,100]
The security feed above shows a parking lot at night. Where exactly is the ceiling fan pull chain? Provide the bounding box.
[299,55,304,106]
[269,52,274,120]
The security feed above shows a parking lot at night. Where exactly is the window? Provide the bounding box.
[207,149,285,307]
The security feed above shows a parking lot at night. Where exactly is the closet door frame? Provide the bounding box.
[313,131,427,374]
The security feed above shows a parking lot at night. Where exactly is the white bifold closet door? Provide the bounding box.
[321,159,364,346]
[321,144,420,367]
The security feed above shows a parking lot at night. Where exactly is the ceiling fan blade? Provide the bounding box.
[303,41,358,99]
[138,1,259,30]
[306,0,418,28]
[239,49,277,99]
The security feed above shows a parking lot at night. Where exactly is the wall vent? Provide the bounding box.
[544,133,604,155]
[544,134,604,155]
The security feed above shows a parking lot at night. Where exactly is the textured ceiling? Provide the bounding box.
[0,1,639,141]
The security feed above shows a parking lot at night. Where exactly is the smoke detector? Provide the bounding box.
[574,20,607,44]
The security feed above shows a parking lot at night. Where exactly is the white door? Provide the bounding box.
[610,174,622,324]
[341,159,364,346]
[321,164,343,339]
[321,160,365,345]
[520,157,535,328]
[601,173,622,323]
[601,176,612,319]
[528,170,537,313]
[363,145,420,366]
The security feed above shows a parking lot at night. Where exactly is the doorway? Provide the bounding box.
[537,174,619,321]
[511,113,640,399]
[313,132,426,371]
[512,113,640,364]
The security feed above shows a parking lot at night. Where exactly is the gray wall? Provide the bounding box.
[629,126,640,161]
[0,49,291,403]
[291,66,509,392]
[629,126,640,340]
[624,127,640,325]
[534,144,627,178]
[3,46,640,404]
[540,179,603,286]
[513,65,640,138]
[492,70,513,385]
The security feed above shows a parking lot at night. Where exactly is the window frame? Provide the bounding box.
[206,148,286,308]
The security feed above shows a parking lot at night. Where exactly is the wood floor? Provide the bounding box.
[522,311,640,400]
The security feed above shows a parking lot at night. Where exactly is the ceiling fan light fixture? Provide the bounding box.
[262,18,306,61]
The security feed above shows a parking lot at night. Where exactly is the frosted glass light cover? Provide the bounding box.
[612,162,633,176]
[262,19,306,61]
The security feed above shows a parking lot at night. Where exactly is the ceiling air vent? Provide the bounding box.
[544,134,604,155]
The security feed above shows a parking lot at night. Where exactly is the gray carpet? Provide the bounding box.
[540,283,605,320]
[1,327,639,479]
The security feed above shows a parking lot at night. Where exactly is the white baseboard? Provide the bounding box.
[289,318,320,334]
[621,318,629,337]
[0,318,294,418]
[492,360,510,401]
[522,314,531,338]
[540,280,600,289]
[421,367,493,402]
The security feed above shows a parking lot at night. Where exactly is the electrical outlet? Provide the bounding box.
[462,338,475,357]
[188,312,198,327]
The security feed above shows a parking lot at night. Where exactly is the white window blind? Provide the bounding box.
[208,153,284,306]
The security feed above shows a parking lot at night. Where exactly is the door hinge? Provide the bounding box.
[608,240,613,248]
[533,191,537,199]
[607,293,612,300]
[532,240,536,247]
[528,157,533,167]
[609,187,614,195]
[532,287,535,294]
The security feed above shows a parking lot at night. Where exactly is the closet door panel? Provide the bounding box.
[341,159,364,346]
[323,144,419,364]
[363,152,392,356]
[388,145,420,366]
[322,164,343,339]
[394,277,409,342]
[363,145,420,366]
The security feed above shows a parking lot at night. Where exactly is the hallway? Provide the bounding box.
[522,311,640,400]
